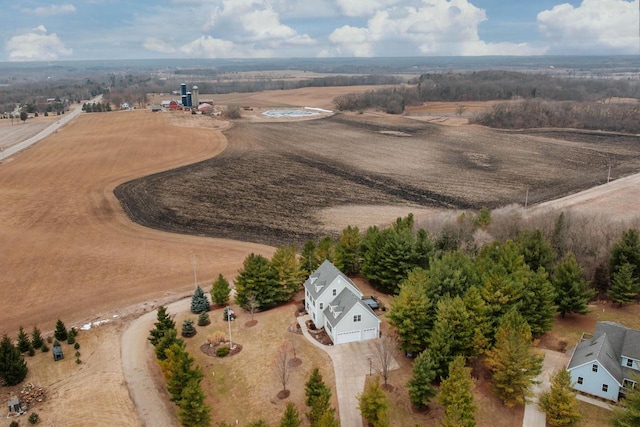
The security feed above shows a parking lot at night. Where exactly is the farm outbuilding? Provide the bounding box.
[8,398,25,415]
[52,345,64,361]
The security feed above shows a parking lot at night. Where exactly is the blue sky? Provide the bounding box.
[2,0,638,61]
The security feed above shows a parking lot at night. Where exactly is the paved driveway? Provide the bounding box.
[297,315,399,427]
[523,349,570,427]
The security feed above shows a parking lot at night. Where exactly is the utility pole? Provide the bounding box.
[607,164,612,184]
[524,187,529,209]
[193,254,197,287]
[228,307,233,350]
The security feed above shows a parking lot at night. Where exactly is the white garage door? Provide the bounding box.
[362,328,378,341]
[336,330,361,344]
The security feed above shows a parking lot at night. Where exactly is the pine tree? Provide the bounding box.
[438,356,476,427]
[358,376,390,427]
[553,252,594,317]
[148,306,176,347]
[300,240,320,277]
[54,319,68,342]
[272,245,305,302]
[235,253,280,310]
[31,327,44,350]
[609,263,639,306]
[155,328,183,361]
[516,229,556,273]
[16,326,31,353]
[334,226,361,275]
[610,228,640,280]
[305,368,332,427]
[387,269,433,354]
[485,310,543,407]
[407,349,437,409]
[211,274,231,306]
[316,236,335,265]
[279,402,302,427]
[197,312,210,326]
[316,410,339,427]
[613,374,640,427]
[178,377,211,427]
[190,285,210,314]
[539,369,581,427]
[412,228,434,271]
[551,212,569,259]
[0,334,28,386]
[519,268,557,336]
[181,319,196,338]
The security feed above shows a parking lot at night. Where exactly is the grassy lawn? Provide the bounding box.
[576,401,614,427]
[179,301,336,426]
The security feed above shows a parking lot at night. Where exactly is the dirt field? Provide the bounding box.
[0,114,60,149]
[116,111,640,247]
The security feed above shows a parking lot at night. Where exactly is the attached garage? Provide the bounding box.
[362,328,378,340]
[336,330,361,344]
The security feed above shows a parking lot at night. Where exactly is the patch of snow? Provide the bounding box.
[80,323,92,331]
[262,109,320,118]
[304,107,333,113]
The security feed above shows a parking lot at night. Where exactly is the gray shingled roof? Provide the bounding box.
[568,321,640,386]
[304,259,353,300]
[324,288,361,328]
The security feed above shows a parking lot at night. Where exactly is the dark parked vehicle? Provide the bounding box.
[363,295,380,310]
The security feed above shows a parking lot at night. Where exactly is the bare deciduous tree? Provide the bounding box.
[274,341,292,393]
[246,293,260,321]
[374,333,399,387]
[455,104,467,116]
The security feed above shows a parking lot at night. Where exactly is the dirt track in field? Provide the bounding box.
[116,111,640,247]
[0,110,273,337]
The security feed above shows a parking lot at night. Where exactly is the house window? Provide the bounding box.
[333,289,337,296]
[319,303,323,310]
[627,359,634,367]
[354,314,361,322]
[602,384,608,393]
[577,377,583,385]
[327,324,332,333]
[592,364,598,372]
[624,379,636,389]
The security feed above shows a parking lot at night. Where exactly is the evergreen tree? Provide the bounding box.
[551,212,569,259]
[54,319,68,342]
[612,374,640,427]
[609,263,639,306]
[387,269,433,354]
[485,310,543,407]
[316,236,335,264]
[148,306,176,347]
[31,327,44,350]
[463,286,491,356]
[155,328,183,361]
[412,228,434,271]
[16,326,31,353]
[519,267,557,336]
[426,296,475,379]
[358,376,390,427]
[438,356,476,427]
[247,420,270,427]
[334,226,361,275]
[316,411,339,427]
[425,250,479,315]
[181,319,196,338]
[610,228,640,280]
[197,312,210,326]
[515,229,556,273]
[539,369,581,427]
[305,368,332,427]
[0,334,28,386]
[211,274,231,306]
[177,377,211,427]
[592,262,610,297]
[407,349,437,409]
[235,253,280,309]
[552,252,594,317]
[272,245,305,302]
[474,207,492,229]
[300,240,320,277]
[279,402,302,427]
[190,285,210,314]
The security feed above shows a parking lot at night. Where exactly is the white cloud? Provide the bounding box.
[178,36,271,58]
[5,26,73,61]
[24,4,77,16]
[143,37,176,54]
[335,0,402,17]
[328,0,546,56]
[537,0,639,54]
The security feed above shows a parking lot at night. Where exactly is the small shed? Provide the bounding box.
[8,398,25,415]
[52,345,64,361]
[150,105,162,112]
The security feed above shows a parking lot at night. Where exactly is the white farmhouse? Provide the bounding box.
[304,260,380,344]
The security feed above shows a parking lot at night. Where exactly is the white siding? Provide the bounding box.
[330,302,380,345]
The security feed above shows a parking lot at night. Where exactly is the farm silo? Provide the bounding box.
[192,86,199,107]
[187,92,192,107]
[181,94,188,107]
[180,83,187,97]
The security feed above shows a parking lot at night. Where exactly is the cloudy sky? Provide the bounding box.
[2,0,638,61]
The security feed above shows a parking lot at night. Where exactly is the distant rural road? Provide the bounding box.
[1,95,101,160]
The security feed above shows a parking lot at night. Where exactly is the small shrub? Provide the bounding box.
[28,412,39,424]
[69,327,78,338]
[75,358,81,364]
[181,319,196,338]
[10,420,19,427]
[198,312,210,326]
[46,336,52,344]
[54,319,67,342]
[41,344,49,353]
[74,342,80,350]
[75,351,81,358]
[28,345,35,357]
[224,105,241,119]
[216,346,230,357]
[67,335,76,345]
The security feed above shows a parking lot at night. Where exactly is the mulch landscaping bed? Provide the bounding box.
[200,342,243,357]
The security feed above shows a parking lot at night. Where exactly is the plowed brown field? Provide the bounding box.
[0,110,273,336]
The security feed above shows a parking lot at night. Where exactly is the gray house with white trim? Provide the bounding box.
[304,260,380,345]
[567,321,640,401]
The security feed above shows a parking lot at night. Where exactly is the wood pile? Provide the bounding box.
[19,383,46,405]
